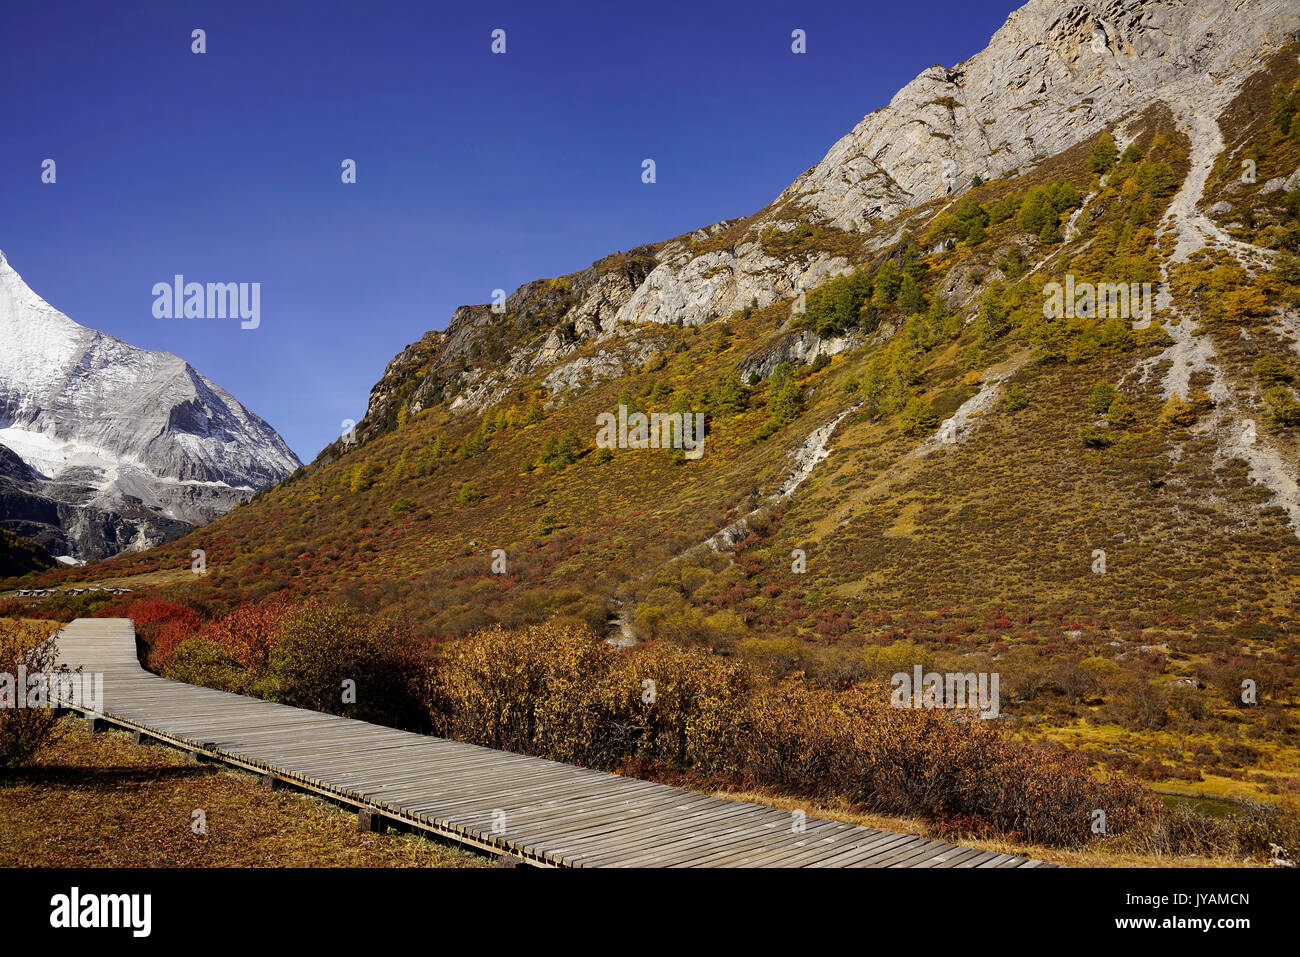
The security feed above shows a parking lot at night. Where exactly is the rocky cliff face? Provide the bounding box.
[0,251,301,560]
[347,0,1299,440]
[781,0,1300,229]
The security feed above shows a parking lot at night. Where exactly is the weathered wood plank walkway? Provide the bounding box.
[53,618,1053,868]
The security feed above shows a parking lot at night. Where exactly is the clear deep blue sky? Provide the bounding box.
[1,0,1017,461]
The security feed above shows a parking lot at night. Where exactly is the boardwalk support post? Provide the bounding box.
[358,808,386,833]
[85,715,105,734]
[132,730,149,746]
[262,773,280,792]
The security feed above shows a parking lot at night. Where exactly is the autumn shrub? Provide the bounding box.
[1116,678,1170,730]
[1106,396,1136,428]
[432,621,619,763]
[95,597,205,668]
[1079,426,1114,448]
[1253,355,1293,385]
[199,599,290,672]
[430,621,1159,847]
[809,640,931,688]
[897,397,938,435]
[150,618,204,671]
[782,687,1160,846]
[633,600,732,647]
[1089,381,1117,413]
[1223,798,1300,857]
[1265,385,1300,427]
[163,638,250,695]
[805,643,883,689]
[724,678,852,790]
[265,601,430,729]
[1122,798,1300,859]
[614,639,753,769]
[734,636,812,676]
[1159,394,1198,427]
[0,618,65,774]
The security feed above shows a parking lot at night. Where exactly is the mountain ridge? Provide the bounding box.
[12,0,1300,810]
[331,0,1299,457]
[0,249,301,560]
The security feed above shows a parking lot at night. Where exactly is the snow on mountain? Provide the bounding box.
[0,249,301,560]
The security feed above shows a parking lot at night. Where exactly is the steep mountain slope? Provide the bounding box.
[0,251,301,560]
[24,0,1300,799]
[328,0,1299,444]
[781,0,1298,227]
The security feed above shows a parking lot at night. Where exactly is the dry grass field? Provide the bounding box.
[0,719,485,868]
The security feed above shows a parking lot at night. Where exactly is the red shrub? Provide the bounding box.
[95,598,204,667]
[151,618,203,670]
[199,599,292,672]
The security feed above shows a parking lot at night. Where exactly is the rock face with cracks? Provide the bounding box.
[780,0,1300,230]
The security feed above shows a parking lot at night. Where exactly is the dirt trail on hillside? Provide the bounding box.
[1161,88,1275,269]
[1134,79,1300,535]
[917,354,1030,456]
[701,405,859,553]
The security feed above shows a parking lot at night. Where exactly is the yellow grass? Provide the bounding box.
[711,788,1254,868]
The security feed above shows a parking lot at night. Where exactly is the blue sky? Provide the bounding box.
[0,0,1017,461]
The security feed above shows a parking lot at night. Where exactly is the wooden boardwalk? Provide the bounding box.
[52,618,1053,868]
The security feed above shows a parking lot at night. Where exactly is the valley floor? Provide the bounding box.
[0,717,1263,869]
[0,719,487,868]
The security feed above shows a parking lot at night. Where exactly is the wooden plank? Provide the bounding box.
[51,618,1056,870]
[804,833,926,868]
[558,801,785,866]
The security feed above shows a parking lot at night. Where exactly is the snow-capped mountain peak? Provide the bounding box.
[0,250,301,560]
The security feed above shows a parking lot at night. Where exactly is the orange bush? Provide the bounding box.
[430,620,1160,847]
[0,619,64,773]
[198,599,290,672]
